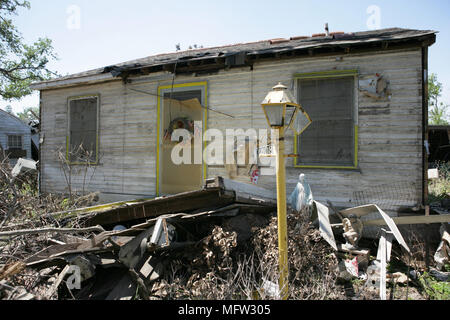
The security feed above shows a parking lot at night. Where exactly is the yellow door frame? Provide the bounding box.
[156,81,208,196]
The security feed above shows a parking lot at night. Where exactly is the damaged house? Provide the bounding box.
[30,28,436,214]
[0,109,33,166]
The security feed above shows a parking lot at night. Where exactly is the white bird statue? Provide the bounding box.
[289,173,313,213]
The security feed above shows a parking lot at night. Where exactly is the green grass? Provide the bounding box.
[428,161,450,203]
[418,272,450,300]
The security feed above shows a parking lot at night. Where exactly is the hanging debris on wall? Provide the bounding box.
[359,74,391,100]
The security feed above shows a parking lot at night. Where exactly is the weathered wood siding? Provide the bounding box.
[0,110,32,165]
[40,81,158,200]
[40,48,423,209]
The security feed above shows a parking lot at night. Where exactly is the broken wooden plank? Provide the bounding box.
[209,176,276,201]
[45,265,70,299]
[364,214,450,226]
[0,262,26,280]
[340,204,380,218]
[377,230,394,263]
[85,187,235,226]
[181,208,240,220]
[337,244,370,256]
[26,247,114,269]
[0,225,104,237]
[149,218,164,247]
[25,243,83,264]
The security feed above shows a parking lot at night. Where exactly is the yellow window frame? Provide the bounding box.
[156,81,208,196]
[293,70,359,169]
[66,94,100,165]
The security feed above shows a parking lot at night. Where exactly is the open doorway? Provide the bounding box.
[157,84,206,195]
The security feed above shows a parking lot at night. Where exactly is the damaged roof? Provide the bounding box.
[31,28,437,90]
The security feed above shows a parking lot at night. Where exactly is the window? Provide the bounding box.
[295,71,357,168]
[8,135,23,149]
[67,95,99,163]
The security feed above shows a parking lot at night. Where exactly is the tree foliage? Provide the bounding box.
[428,73,449,125]
[16,105,37,121]
[0,0,57,100]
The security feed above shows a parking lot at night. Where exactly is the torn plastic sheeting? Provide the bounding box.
[337,256,359,280]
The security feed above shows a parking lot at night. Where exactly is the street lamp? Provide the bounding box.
[261,82,311,300]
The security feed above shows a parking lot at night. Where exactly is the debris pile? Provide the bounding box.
[253,210,342,299]
[0,177,280,300]
[1,167,449,300]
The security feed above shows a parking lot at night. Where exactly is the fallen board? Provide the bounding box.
[206,176,276,201]
[84,176,276,226]
[364,214,450,226]
[85,187,235,226]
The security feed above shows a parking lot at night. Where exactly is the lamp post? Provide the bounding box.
[261,83,311,300]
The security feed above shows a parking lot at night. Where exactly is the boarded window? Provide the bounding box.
[8,135,23,149]
[68,96,98,163]
[297,76,355,167]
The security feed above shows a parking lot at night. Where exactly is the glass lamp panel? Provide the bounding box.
[263,104,284,127]
[292,109,312,134]
[285,104,298,127]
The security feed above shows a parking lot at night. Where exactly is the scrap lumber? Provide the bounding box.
[0,225,104,237]
[85,187,235,226]
[25,242,114,269]
[47,197,155,220]
[82,176,275,226]
[24,204,255,269]
[0,262,26,280]
[14,176,280,300]
[364,214,450,226]
[45,265,70,299]
[377,230,394,263]
[205,176,276,201]
[25,243,86,265]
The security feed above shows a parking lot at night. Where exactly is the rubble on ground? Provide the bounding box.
[1,163,449,300]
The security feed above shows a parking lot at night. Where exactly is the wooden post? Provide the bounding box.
[379,228,387,300]
[276,127,289,300]
[425,205,430,271]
